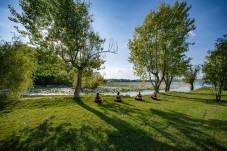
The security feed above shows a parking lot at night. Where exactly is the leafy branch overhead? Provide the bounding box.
[128,0,195,93]
[8,0,117,98]
[203,35,227,101]
[0,40,36,98]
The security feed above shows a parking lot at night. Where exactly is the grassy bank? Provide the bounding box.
[0,88,227,150]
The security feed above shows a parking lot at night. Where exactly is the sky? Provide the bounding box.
[0,0,227,79]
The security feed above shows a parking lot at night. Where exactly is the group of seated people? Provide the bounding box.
[94,91,158,103]
[94,92,123,103]
[135,91,157,101]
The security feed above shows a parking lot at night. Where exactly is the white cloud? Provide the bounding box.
[188,31,196,37]
[99,67,139,79]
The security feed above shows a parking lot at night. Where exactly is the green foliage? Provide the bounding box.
[36,49,69,77]
[9,0,115,97]
[184,65,201,90]
[35,49,75,86]
[203,35,227,100]
[0,88,227,150]
[34,76,71,86]
[0,41,36,98]
[82,72,105,89]
[128,0,195,92]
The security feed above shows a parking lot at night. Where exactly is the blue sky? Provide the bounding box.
[1,0,227,79]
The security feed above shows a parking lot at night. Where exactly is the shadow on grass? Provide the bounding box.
[161,92,227,105]
[201,93,227,97]
[150,109,227,151]
[97,101,142,115]
[0,100,9,111]
[0,99,19,112]
[75,101,175,151]
[0,102,174,151]
[1,99,226,151]
[0,115,110,151]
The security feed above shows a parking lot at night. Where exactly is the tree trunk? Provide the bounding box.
[165,84,170,92]
[190,83,194,91]
[74,69,83,99]
[164,78,168,92]
[154,79,162,93]
[224,85,227,91]
[164,76,173,92]
[150,72,164,93]
[215,86,222,101]
[215,94,221,101]
[154,86,159,93]
[154,79,164,93]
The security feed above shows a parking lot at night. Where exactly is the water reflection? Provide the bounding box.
[104,82,204,96]
[25,81,208,96]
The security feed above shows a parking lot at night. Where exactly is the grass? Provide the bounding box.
[0,87,227,151]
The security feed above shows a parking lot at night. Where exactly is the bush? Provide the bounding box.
[0,41,36,99]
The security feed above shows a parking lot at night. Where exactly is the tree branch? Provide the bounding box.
[90,38,118,58]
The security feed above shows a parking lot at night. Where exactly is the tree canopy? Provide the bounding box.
[9,0,116,98]
[0,40,36,98]
[35,48,75,86]
[184,65,200,91]
[203,35,227,101]
[128,0,195,92]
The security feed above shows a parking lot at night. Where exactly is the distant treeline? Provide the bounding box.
[106,79,145,82]
[105,79,155,82]
[105,79,202,83]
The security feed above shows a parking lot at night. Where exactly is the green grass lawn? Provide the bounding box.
[0,88,227,151]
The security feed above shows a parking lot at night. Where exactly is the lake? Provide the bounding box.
[24,80,208,96]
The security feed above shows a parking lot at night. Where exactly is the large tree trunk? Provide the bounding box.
[224,85,227,91]
[164,76,173,92]
[215,86,222,101]
[189,83,194,91]
[215,94,221,101]
[153,74,164,93]
[165,84,170,92]
[149,71,164,93]
[152,80,161,93]
[74,69,83,99]
[154,85,160,93]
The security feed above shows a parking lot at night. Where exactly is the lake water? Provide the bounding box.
[24,81,207,96]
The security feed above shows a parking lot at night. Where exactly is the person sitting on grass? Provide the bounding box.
[94,93,102,103]
[151,91,158,100]
[135,91,142,101]
[114,92,122,102]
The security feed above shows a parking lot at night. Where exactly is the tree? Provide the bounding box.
[164,58,190,92]
[224,82,227,91]
[128,1,195,93]
[184,65,200,91]
[35,48,74,86]
[0,40,36,99]
[9,0,116,99]
[82,72,105,89]
[203,35,227,101]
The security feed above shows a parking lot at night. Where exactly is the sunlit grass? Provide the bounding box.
[0,88,227,150]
